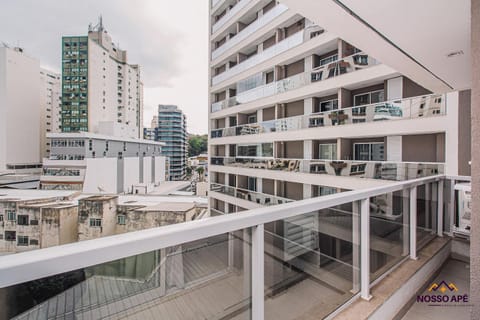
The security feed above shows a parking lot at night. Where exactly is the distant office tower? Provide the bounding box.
[61,17,144,138]
[39,68,61,159]
[0,45,60,172]
[150,105,188,181]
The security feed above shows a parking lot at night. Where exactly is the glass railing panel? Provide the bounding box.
[212,0,252,34]
[210,183,293,206]
[211,157,444,182]
[416,183,438,250]
[212,4,289,60]
[264,203,359,319]
[4,232,252,320]
[369,190,410,282]
[212,30,305,86]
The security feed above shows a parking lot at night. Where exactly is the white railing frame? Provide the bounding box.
[0,174,451,318]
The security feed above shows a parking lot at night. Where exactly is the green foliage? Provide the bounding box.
[188,134,208,157]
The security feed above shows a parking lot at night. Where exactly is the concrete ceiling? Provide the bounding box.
[279,0,471,93]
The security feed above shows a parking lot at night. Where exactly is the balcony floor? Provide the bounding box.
[401,259,471,320]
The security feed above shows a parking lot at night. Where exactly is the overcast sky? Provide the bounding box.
[0,0,209,134]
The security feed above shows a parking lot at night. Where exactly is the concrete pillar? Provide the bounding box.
[304,55,313,72]
[304,97,314,115]
[471,0,480,318]
[303,184,312,199]
[257,177,263,193]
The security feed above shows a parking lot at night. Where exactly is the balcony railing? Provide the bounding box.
[212,4,289,60]
[0,175,467,320]
[212,29,307,86]
[211,52,380,112]
[210,182,293,205]
[211,93,446,135]
[212,0,252,34]
[210,157,445,181]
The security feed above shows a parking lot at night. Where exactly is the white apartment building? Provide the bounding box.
[39,68,62,159]
[0,46,61,172]
[40,132,166,194]
[0,46,42,173]
[61,17,144,139]
[208,0,470,214]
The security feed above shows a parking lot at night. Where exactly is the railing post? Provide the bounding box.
[252,224,264,319]
[437,180,444,237]
[352,201,360,293]
[410,186,418,260]
[360,198,372,300]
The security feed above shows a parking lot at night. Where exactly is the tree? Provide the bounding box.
[188,134,208,157]
[196,166,205,181]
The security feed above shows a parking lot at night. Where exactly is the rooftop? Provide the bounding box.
[46,132,166,146]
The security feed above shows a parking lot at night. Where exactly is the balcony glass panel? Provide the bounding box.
[212,30,306,86]
[3,233,252,320]
[212,4,289,60]
[264,203,360,319]
[369,190,410,282]
[212,0,252,34]
[416,183,438,249]
[211,94,446,136]
[210,157,445,182]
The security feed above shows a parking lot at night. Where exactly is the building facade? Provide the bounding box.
[0,191,78,253]
[208,0,468,215]
[40,132,166,193]
[40,68,62,159]
[147,105,188,181]
[0,46,42,172]
[61,18,144,138]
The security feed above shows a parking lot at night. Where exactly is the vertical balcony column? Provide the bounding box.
[360,198,372,300]
[352,201,360,293]
[425,183,431,230]
[437,179,444,236]
[402,188,410,256]
[243,229,251,305]
[409,186,418,260]
[251,224,265,318]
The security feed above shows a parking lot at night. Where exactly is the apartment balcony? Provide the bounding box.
[211,52,379,112]
[0,175,465,320]
[210,182,294,206]
[212,0,253,35]
[211,4,289,61]
[211,93,446,136]
[212,29,309,87]
[210,157,444,182]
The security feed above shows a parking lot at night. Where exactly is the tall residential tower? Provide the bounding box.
[61,18,144,138]
[208,0,468,213]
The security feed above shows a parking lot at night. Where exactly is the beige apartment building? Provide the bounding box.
[208,0,470,214]
[0,190,78,253]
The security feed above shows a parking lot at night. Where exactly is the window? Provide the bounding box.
[30,219,39,225]
[117,215,126,225]
[5,231,16,241]
[6,210,16,221]
[354,143,385,161]
[17,215,29,226]
[89,218,102,227]
[354,90,384,106]
[17,236,29,246]
[319,99,338,112]
[318,144,337,160]
[30,239,39,245]
[0,215,3,222]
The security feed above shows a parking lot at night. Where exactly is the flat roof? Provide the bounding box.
[118,195,208,207]
[21,201,77,209]
[81,195,119,202]
[46,132,165,146]
[0,190,78,202]
[134,202,196,212]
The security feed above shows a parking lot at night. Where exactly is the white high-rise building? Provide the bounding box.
[0,46,56,173]
[61,17,144,139]
[39,68,61,159]
[208,0,469,214]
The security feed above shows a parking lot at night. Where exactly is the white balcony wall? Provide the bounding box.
[212,30,305,86]
[212,4,289,60]
[212,0,253,34]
